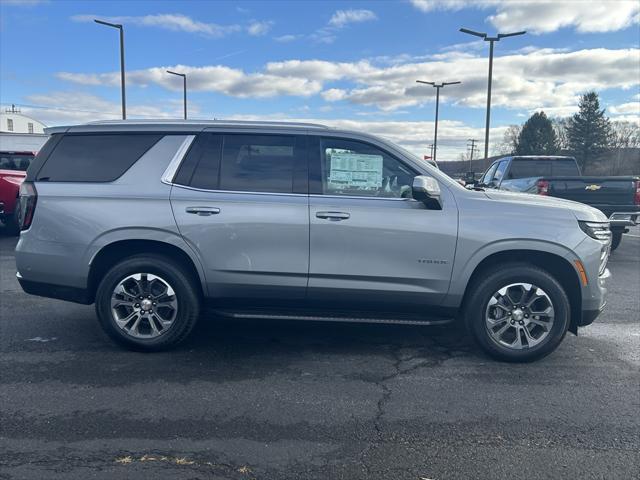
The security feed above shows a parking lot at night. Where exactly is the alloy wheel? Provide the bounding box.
[485,283,555,350]
[110,273,178,339]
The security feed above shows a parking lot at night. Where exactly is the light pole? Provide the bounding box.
[460,28,525,163]
[95,19,126,120]
[167,70,187,119]
[416,80,461,163]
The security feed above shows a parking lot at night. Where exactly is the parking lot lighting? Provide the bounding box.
[94,19,126,120]
[460,27,526,164]
[166,70,188,120]
[416,80,461,163]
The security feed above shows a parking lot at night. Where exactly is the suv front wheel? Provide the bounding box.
[465,263,570,362]
[95,254,201,351]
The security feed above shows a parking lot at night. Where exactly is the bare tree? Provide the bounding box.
[551,117,569,151]
[494,124,521,155]
[610,121,640,149]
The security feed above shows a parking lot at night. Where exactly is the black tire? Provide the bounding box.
[465,263,570,363]
[95,254,201,351]
[610,231,623,252]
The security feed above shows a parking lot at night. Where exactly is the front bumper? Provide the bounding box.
[609,211,639,229]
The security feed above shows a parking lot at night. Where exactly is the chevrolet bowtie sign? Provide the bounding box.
[585,184,602,191]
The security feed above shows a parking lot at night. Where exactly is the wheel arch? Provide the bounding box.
[460,249,582,334]
[87,239,206,303]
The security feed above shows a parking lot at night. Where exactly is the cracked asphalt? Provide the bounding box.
[1,226,639,479]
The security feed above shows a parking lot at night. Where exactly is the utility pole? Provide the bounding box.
[167,70,187,119]
[467,138,477,172]
[95,19,126,119]
[460,28,526,162]
[429,143,434,160]
[416,80,462,163]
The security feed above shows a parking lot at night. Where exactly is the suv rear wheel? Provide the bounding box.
[95,254,200,351]
[465,263,570,362]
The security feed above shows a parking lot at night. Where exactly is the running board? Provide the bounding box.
[211,310,454,326]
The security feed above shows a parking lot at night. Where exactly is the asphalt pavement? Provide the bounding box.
[1,226,639,479]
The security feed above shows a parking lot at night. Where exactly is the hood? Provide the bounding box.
[482,189,608,222]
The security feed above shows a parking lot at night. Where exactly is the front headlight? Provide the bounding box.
[578,221,611,243]
[578,221,611,275]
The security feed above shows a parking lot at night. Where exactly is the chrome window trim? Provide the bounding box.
[170,183,307,197]
[160,135,196,185]
[310,194,412,202]
[168,183,413,201]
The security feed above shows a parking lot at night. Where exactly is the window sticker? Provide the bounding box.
[327,151,383,191]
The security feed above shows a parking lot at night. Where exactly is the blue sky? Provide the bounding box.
[1,0,639,160]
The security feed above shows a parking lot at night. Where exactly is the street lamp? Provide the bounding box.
[460,28,526,163]
[167,70,187,119]
[94,19,126,120]
[416,80,461,163]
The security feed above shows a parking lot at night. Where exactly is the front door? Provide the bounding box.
[307,136,458,309]
[171,132,309,301]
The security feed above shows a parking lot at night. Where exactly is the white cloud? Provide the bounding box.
[56,48,640,114]
[321,88,348,102]
[409,0,471,13]
[410,0,640,34]
[247,20,273,36]
[72,14,242,38]
[609,102,640,116]
[1,0,48,5]
[57,64,323,98]
[328,9,377,28]
[274,34,300,43]
[17,92,197,125]
[489,1,640,34]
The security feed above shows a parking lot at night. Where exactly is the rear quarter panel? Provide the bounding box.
[15,135,205,290]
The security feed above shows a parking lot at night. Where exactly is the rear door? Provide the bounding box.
[170,132,309,300]
[307,135,457,309]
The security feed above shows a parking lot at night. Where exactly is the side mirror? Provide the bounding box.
[412,175,442,209]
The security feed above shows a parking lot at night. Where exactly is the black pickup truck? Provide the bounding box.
[477,155,639,251]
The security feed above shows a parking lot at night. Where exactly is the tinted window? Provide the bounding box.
[175,133,223,189]
[481,163,499,184]
[319,138,416,198]
[0,153,34,171]
[493,160,509,183]
[508,160,552,179]
[37,134,162,182]
[219,134,299,193]
[552,160,580,176]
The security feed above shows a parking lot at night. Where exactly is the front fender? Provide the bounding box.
[442,238,579,308]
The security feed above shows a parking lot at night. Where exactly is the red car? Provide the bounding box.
[0,151,34,235]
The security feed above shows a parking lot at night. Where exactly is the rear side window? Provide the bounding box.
[220,135,298,193]
[36,134,162,182]
[174,133,223,190]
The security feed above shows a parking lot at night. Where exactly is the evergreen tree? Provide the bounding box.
[515,111,558,155]
[566,92,612,170]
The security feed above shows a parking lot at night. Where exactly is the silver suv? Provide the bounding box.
[15,120,611,362]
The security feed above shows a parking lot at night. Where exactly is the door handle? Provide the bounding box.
[186,206,221,216]
[316,211,350,221]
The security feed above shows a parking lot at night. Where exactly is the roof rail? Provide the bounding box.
[86,119,330,129]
